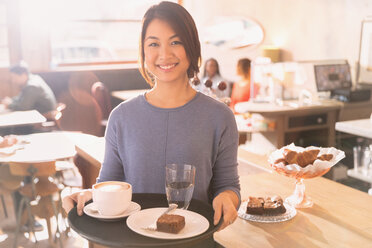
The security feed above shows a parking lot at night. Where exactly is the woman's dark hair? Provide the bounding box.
[139,1,201,86]
[9,61,29,75]
[202,58,220,78]
[237,58,251,79]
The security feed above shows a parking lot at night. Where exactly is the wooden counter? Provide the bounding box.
[214,172,372,247]
[213,147,372,247]
[234,101,341,151]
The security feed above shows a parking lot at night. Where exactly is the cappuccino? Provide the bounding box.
[92,181,132,216]
[96,183,128,192]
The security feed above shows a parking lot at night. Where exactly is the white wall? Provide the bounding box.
[183,0,372,82]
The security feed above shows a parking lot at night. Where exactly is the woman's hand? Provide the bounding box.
[212,190,239,231]
[62,189,92,216]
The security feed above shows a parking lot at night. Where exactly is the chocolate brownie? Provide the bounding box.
[246,196,286,215]
[246,197,264,215]
[156,214,185,234]
[263,196,286,215]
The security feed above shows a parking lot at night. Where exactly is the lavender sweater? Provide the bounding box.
[97,92,240,204]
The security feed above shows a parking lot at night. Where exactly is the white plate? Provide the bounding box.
[238,201,296,223]
[83,202,141,221]
[126,208,209,240]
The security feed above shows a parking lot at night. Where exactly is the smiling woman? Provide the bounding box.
[63,3,241,246]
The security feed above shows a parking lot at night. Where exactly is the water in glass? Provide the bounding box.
[166,181,195,209]
[165,164,196,210]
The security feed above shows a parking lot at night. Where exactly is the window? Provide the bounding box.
[33,0,180,67]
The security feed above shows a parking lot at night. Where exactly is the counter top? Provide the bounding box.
[234,100,341,115]
[335,118,372,139]
[214,172,372,247]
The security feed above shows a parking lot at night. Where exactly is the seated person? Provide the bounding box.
[196,58,231,98]
[1,61,57,115]
[230,58,258,112]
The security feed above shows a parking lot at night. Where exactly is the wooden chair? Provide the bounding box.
[56,91,103,137]
[9,160,63,248]
[35,103,66,132]
[91,82,112,135]
[91,82,112,122]
[0,164,23,219]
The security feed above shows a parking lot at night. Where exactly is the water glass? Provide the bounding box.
[362,147,371,176]
[353,146,362,172]
[165,164,196,210]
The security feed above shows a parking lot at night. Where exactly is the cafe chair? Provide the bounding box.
[36,103,66,132]
[9,160,64,248]
[56,91,103,137]
[0,164,23,219]
[0,194,6,218]
[54,160,82,235]
[91,81,112,132]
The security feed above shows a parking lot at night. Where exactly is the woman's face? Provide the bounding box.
[144,18,190,85]
[206,60,217,78]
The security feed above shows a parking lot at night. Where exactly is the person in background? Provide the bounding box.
[230,58,258,112]
[196,58,231,98]
[1,61,56,115]
[63,2,240,243]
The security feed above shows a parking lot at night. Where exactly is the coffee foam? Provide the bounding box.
[96,183,128,192]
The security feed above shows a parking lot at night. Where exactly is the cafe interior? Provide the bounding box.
[0,0,372,247]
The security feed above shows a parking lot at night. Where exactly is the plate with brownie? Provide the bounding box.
[126,208,209,239]
[238,196,296,223]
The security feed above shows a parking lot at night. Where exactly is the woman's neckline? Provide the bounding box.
[141,91,200,111]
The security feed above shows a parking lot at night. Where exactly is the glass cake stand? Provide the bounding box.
[271,166,331,208]
[269,144,345,209]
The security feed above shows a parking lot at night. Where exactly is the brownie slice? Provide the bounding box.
[156,214,185,234]
[263,196,286,215]
[246,197,264,215]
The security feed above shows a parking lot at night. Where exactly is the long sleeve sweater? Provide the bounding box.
[98,92,240,204]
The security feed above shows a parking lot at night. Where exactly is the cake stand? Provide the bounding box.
[269,144,345,208]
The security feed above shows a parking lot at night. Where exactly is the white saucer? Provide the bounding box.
[83,202,141,221]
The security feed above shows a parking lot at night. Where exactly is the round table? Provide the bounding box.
[68,193,221,248]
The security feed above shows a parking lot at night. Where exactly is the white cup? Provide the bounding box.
[92,181,132,216]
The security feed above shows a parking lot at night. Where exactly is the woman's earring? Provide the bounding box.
[191,73,200,86]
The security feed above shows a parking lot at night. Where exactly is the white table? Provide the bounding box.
[0,110,46,128]
[335,118,372,194]
[0,132,76,163]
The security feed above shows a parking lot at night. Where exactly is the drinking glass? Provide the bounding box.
[165,164,196,210]
[362,147,371,176]
[353,146,362,172]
